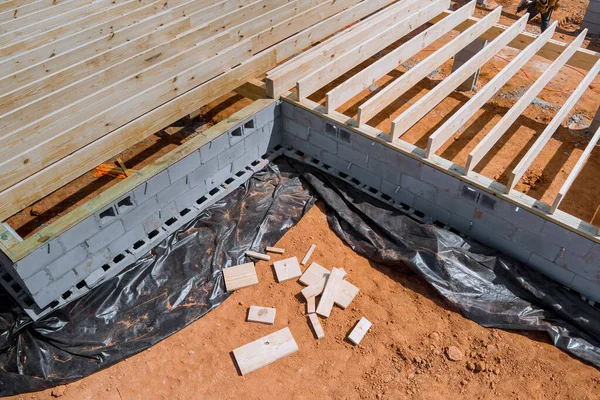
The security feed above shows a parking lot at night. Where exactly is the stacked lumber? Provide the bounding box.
[0,0,401,222]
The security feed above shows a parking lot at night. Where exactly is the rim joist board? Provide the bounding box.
[265,4,600,239]
[0,0,403,228]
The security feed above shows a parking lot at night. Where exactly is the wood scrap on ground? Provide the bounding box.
[301,244,316,265]
[272,256,302,282]
[316,268,346,318]
[348,317,372,345]
[308,314,325,339]
[266,246,285,254]
[306,296,316,313]
[247,306,276,325]
[223,262,258,291]
[246,251,271,261]
[232,327,299,375]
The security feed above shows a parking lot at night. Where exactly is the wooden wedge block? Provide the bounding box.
[273,256,302,282]
[348,317,372,345]
[266,246,285,254]
[223,262,258,291]
[232,327,299,375]
[299,262,329,286]
[301,284,324,301]
[301,244,316,265]
[308,314,325,339]
[336,280,359,309]
[306,296,316,314]
[247,306,276,325]
[316,268,345,318]
[246,251,271,261]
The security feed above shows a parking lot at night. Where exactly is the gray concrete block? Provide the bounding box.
[34,269,78,307]
[74,247,112,278]
[584,243,600,264]
[528,253,575,287]
[381,179,414,207]
[115,194,136,216]
[401,174,436,201]
[167,152,201,184]
[539,221,594,257]
[472,208,517,240]
[338,144,368,169]
[351,133,386,160]
[58,216,100,250]
[156,176,190,208]
[15,238,65,279]
[254,103,277,128]
[384,148,422,178]
[448,213,471,234]
[122,196,160,231]
[142,212,162,235]
[228,125,245,146]
[132,169,170,205]
[46,244,88,280]
[420,164,461,196]
[494,201,544,234]
[158,202,179,225]
[233,144,260,173]
[570,276,600,303]
[308,130,337,154]
[189,157,219,188]
[349,164,382,189]
[206,164,232,191]
[265,125,282,153]
[281,129,295,146]
[176,181,208,212]
[86,220,126,254]
[290,137,321,159]
[436,191,475,220]
[200,133,230,162]
[217,140,245,170]
[24,269,51,294]
[511,228,561,262]
[320,151,349,172]
[467,222,492,245]
[555,250,599,282]
[281,101,294,119]
[95,205,118,227]
[337,128,352,144]
[487,234,531,264]
[284,118,309,140]
[108,224,145,256]
[293,105,326,133]
[413,196,450,224]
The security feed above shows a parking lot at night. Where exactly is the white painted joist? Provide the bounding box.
[325,0,475,114]
[232,327,298,375]
[465,30,588,174]
[296,0,448,100]
[389,13,528,140]
[357,6,502,129]
[425,22,558,158]
[550,126,600,213]
[506,58,600,193]
[266,0,429,98]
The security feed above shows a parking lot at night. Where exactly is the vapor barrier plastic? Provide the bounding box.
[0,161,317,396]
[1,157,599,396]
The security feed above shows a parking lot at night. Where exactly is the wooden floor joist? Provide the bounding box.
[465,30,588,174]
[506,58,600,193]
[357,6,502,129]
[390,13,528,140]
[425,21,558,158]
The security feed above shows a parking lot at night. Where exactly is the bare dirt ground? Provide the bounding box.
[309,0,600,226]
[7,202,600,400]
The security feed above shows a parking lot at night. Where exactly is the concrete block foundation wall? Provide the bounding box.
[583,0,600,36]
[280,100,600,303]
[0,101,282,320]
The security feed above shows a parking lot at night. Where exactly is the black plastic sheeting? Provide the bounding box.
[1,157,599,396]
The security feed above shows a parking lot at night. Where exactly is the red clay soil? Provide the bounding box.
[5,93,253,239]
[309,0,600,226]
[7,202,600,400]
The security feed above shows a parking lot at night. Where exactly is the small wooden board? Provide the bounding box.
[308,314,325,339]
[266,246,285,254]
[232,327,299,375]
[246,251,270,261]
[316,268,345,318]
[247,306,276,325]
[273,256,302,282]
[299,262,329,286]
[300,264,356,308]
[301,244,316,265]
[336,280,359,309]
[348,317,372,345]
[306,296,316,313]
[223,262,258,291]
